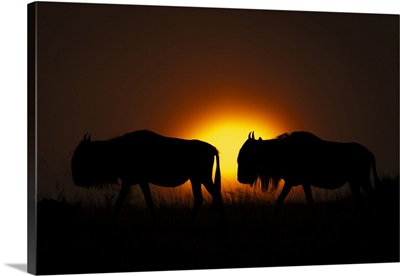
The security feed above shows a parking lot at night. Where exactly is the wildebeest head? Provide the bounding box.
[71,133,120,188]
[237,131,280,192]
[237,131,261,186]
[71,134,116,188]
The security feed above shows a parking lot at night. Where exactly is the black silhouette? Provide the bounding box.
[237,131,380,219]
[71,130,223,223]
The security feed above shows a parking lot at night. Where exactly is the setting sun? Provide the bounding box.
[180,108,286,188]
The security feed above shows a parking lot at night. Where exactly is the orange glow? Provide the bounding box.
[176,102,287,191]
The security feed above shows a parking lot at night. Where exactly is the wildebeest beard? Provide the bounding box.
[237,132,282,193]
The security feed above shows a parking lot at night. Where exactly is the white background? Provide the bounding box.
[0,0,399,276]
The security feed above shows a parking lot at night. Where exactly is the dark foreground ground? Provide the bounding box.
[35,178,399,275]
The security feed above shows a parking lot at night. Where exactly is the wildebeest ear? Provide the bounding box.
[258,137,262,140]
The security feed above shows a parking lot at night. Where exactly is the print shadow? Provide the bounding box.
[6,264,27,273]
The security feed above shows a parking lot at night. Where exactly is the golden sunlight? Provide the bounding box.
[183,112,285,188]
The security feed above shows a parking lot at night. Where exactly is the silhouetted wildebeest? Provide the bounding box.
[71,130,223,223]
[237,131,380,219]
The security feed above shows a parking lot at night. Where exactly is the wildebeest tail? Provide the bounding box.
[214,150,221,191]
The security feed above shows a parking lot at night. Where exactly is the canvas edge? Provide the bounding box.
[23,2,400,275]
[27,2,37,275]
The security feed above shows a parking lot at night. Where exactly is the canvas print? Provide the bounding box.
[28,1,399,275]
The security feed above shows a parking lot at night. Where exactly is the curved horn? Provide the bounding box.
[248,132,252,139]
[248,131,255,140]
[83,133,91,141]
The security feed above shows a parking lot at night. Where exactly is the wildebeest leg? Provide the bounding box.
[202,179,225,222]
[302,184,316,222]
[360,178,376,211]
[272,182,292,220]
[190,180,204,224]
[349,181,362,217]
[113,183,131,223]
[361,180,375,196]
[139,183,155,221]
[202,179,223,207]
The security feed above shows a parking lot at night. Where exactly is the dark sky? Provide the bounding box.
[36,2,399,198]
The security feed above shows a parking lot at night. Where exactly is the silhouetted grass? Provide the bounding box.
[34,176,399,275]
